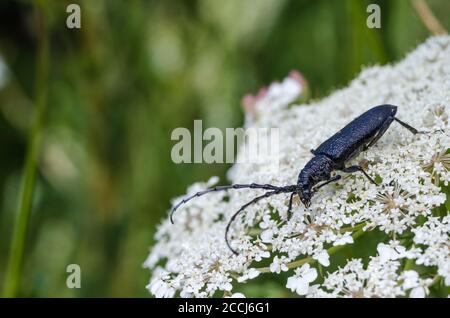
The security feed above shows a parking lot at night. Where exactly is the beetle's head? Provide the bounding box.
[299,189,312,208]
[299,184,313,208]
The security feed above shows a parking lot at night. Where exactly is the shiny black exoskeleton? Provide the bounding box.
[296,104,419,209]
[170,104,425,254]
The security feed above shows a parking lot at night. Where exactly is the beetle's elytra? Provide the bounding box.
[171,104,431,254]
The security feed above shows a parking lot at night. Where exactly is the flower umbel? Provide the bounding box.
[375,182,411,215]
[145,36,450,298]
[421,149,450,186]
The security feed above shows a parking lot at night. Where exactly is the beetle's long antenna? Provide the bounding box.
[170,183,282,223]
[225,185,297,255]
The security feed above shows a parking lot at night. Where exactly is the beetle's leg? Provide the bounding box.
[312,175,342,192]
[394,117,444,134]
[310,149,316,155]
[287,192,296,221]
[393,117,422,134]
[341,165,377,185]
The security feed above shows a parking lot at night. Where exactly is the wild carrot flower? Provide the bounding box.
[421,149,450,186]
[145,36,450,298]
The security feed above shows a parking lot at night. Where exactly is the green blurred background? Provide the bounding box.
[0,0,448,297]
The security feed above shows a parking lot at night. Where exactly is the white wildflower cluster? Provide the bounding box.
[412,216,450,285]
[145,36,450,298]
[241,70,306,124]
[308,242,432,298]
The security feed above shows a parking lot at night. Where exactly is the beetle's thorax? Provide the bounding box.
[298,154,335,189]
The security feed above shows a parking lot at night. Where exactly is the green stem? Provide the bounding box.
[256,226,366,274]
[411,0,448,35]
[2,5,49,298]
[430,274,441,287]
[403,258,416,271]
[339,222,366,233]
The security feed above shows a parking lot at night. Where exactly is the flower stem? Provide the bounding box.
[256,226,367,274]
[411,0,447,35]
[2,5,49,298]
[403,258,416,271]
[430,274,441,287]
[339,222,366,233]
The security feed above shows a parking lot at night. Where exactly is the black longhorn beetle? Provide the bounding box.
[170,104,435,254]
